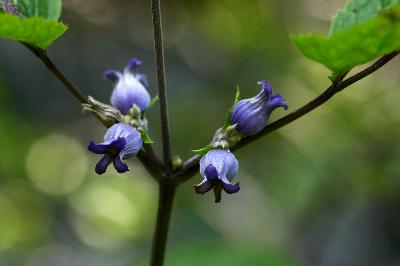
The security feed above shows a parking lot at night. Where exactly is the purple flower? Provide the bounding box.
[104,58,151,115]
[88,123,142,175]
[194,149,240,203]
[231,80,288,136]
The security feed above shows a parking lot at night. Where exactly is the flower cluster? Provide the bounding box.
[88,58,151,175]
[193,80,288,202]
[88,60,287,203]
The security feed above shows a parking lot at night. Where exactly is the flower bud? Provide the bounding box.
[88,123,142,175]
[194,149,239,202]
[104,58,151,115]
[82,96,123,127]
[230,80,288,136]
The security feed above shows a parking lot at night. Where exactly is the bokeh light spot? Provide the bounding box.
[26,134,88,196]
[69,173,156,250]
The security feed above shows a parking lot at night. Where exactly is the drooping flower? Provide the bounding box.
[231,80,288,136]
[103,58,151,114]
[194,149,240,202]
[88,123,142,175]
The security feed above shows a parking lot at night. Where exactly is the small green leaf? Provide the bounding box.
[139,130,154,144]
[233,85,241,105]
[149,95,159,109]
[330,0,399,34]
[224,86,241,128]
[191,145,215,156]
[15,0,62,20]
[0,13,67,48]
[292,6,400,73]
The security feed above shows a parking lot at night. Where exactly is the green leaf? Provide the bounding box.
[224,86,241,128]
[149,95,159,109]
[0,13,67,49]
[191,145,215,156]
[139,130,154,144]
[292,6,400,73]
[14,0,62,20]
[330,0,399,34]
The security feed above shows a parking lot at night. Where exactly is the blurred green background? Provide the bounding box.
[1,0,400,265]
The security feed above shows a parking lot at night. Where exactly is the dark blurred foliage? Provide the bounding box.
[0,0,399,265]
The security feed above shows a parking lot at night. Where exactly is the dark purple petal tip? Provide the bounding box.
[257,80,272,95]
[204,164,219,181]
[103,70,121,82]
[126,58,143,71]
[95,154,113,175]
[113,156,129,173]
[269,94,289,110]
[109,137,126,151]
[88,141,109,154]
[222,181,240,194]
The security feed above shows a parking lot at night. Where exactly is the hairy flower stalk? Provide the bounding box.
[194,149,240,202]
[231,80,288,136]
[88,123,142,175]
[104,58,151,114]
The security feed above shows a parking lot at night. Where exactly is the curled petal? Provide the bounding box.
[194,179,213,194]
[125,58,143,72]
[95,154,113,175]
[204,164,219,181]
[88,141,109,154]
[103,70,121,83]
[268,94,288,111]
[222,181,240,194]
[113,156,129,173]
[257,80,272,98]
[109,137,126,151]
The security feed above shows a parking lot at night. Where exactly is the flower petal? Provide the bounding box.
[125,58,143,72]
[193,179,213,194]
[257,80,272,98]
[113,156,129,173]
[268,94,288,110]
[88,141,109,154]
[95,154,113,175]
[221,181,240,194]
[109,137,126,151]
[204,164,219,181]
[103,70,121,83]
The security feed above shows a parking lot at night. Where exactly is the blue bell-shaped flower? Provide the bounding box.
[231,80,288,136]
[104,58,151,114]
[88,123,142,175]
[194,149,240,202]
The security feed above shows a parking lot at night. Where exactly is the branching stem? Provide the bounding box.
[22,43,164,179]
[173,52,399,183]
[22,13,399,265]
